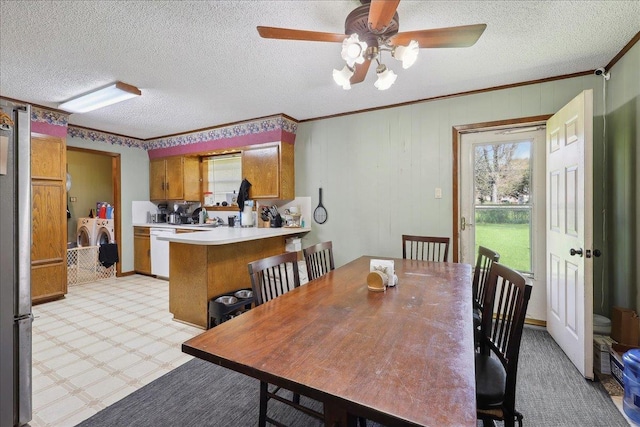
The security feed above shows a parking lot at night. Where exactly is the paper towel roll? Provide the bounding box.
[242,205,254,226]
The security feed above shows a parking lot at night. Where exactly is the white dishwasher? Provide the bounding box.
[150,228,176,278]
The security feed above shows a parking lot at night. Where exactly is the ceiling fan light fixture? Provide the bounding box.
[392,40,419,69]
[374,64,397,90]
[341,33,367,67]
[333,65,354,90]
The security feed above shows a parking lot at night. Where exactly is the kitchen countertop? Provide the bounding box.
[133,222,230,230]
[138,224,311,245]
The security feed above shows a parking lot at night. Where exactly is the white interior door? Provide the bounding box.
[546,89,594,379]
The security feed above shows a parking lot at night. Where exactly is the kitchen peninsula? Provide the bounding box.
[159,226,310,328]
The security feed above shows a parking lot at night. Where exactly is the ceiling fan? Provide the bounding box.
[257,0,486,90]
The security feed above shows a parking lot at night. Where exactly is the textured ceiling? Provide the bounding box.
[1,1,638,140]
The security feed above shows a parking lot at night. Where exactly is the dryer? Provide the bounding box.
[76,217,98,247]
[94,219,115,245]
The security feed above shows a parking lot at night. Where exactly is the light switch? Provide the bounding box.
[435,188,442,199]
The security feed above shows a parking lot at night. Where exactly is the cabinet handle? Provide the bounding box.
[161,182,165,190]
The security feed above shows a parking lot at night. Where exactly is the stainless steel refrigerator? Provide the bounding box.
[0,101,33,427]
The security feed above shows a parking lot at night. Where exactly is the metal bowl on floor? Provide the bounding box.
[214,295,238,305]
[234,289,253,299]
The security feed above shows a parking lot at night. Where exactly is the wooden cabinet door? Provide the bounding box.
[243,145,280,199]
[182,156,201,202]
[134,234,151,274]
[149,159,166,201]
[165,156,184,200]
[31,182,65,262]
[31,134,67,303]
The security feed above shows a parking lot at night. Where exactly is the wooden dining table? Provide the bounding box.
[182,256,476,427]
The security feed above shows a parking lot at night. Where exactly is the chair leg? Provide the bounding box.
[358,416,367,427]
[293,392,300,405]
[259,381,268,427]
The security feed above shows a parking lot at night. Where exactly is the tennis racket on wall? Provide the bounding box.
[313,188,328,224]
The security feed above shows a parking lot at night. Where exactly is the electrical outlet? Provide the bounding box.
[70,197,77,202]
[435,188,442,199]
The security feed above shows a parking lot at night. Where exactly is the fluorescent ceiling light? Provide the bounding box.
[59,81,141,113]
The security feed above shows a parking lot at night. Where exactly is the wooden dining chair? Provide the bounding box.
[475,263,532,427]
[402,235,450,262]
[248,252,324,427]
[472,246,501,331]
[248,251,302,306]
[303,241,335,281]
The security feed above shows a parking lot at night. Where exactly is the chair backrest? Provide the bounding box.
[402,235,450,262]
[479,262,532,412]
[248,251,301,306]
[303,241,335,281]
[473,246,500,311]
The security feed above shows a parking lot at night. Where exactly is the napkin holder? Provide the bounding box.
[371,260,397,284]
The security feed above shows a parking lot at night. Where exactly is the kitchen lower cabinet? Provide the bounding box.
[150,156,200,202]
[31,133,67,304]
[169,235,287,328]
[242,142,294,200]
[134,227,151,275]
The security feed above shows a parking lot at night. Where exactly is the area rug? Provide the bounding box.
[76,327,629,426]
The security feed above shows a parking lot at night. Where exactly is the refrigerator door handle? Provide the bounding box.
[17,106,31,316]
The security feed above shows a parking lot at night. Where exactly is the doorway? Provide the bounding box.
[452,115,550,323]
[67,146,121,276]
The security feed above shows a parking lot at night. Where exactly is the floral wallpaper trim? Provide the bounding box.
[65,114,298,152]
[145,114,298,151]
[147,129,295,159]
[31,106,69,127]
[67,126,146,149]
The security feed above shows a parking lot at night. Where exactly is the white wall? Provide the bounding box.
[67,137,150,272]
[295,74,604,322]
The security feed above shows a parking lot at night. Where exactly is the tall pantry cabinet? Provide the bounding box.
[31,133,67,303]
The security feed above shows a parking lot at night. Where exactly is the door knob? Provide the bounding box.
[570,248,583,257]
[593,249,602,257]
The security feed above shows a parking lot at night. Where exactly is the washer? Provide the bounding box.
[77,217,98,247]
[94,219,115,245]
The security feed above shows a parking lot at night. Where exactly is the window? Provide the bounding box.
[203,154,241,206]
[473,141,533,273]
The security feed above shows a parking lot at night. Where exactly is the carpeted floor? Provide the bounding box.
[76,327,629,427]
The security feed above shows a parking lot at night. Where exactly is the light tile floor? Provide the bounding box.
[29,275,202,427]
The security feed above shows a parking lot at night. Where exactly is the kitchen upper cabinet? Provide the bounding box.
[31,133,67,304]
[242,142,294,200]
[133,227,151,275]
[150,156,200,201]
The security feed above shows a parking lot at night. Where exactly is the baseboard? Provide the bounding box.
[525,317,546,327]
[118,270,136,277]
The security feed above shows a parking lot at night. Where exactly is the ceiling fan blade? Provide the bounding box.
[368,0,401,32]
[257,26,347,43]
[350,59,372,84]
[390,23,487,48]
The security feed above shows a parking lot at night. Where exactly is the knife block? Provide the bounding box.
[258,219,270,228]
